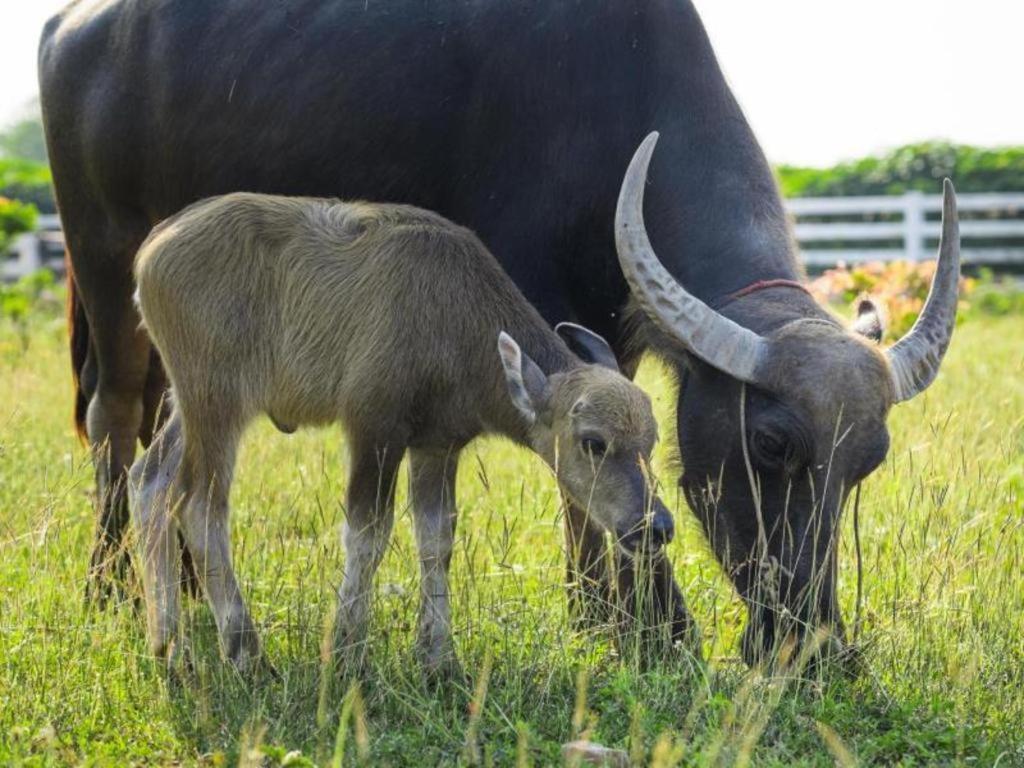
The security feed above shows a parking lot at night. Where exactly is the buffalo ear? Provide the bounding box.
[497,332,551,425]
[852,296,885,343]
[555,322,620,371]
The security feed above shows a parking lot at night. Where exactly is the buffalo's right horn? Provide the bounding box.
[886,179,961,402]
[615,132,769,384]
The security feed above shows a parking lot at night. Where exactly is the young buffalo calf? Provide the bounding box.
[129,194,673,674]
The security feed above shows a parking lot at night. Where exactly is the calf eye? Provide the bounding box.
[581,437,607,457]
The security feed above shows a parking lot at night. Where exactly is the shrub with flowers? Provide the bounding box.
[807,260,977,340]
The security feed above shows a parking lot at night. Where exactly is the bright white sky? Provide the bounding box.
[1,0,1020,166]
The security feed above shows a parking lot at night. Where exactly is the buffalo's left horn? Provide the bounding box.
[886,179,961,402]
[615,132,769,384]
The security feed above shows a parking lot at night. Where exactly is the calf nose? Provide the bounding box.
[616,502,674,551]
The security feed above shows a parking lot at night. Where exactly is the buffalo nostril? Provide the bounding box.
[652,507,674,544]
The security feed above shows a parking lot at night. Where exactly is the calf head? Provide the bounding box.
[617,133,961,665]
[498,326,674,553]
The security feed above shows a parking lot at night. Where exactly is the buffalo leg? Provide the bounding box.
[563,499,614,628]
[80,264,152,604]
[614,548,700,656]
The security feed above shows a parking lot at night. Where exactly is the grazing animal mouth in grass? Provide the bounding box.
[1,304,1021,764]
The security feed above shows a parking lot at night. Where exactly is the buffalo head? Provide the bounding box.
[616,133,961,665]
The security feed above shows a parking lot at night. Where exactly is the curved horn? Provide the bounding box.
[886,179,961,402]
[615,132,769,384]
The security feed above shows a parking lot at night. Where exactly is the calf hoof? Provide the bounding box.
[167,638,195,681]
[225,623,265,676]
[418,647,465,685]
[236,653,280,684]
[152,637,194,686]
[85,548,136,608]
[331,632,372,677]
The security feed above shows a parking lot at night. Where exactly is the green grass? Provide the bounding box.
[1,305,1022,766]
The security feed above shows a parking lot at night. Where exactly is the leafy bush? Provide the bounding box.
[808,261,978,339]
[964,268,1024,318]
[777,142,1024,198]
[808,261,1024,339]
[0,195,37,253]
[0,158,55,214]
[0,269,62,352]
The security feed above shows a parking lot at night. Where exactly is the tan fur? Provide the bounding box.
[128,193,665,673]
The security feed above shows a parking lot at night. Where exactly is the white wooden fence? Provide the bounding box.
[3,214,64,281]
[789,191,1024,268]
[5,194,1024,280]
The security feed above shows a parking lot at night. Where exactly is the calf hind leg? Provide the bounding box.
[333,439,404,669]
[139,367,201,599]
[128,413,186,668]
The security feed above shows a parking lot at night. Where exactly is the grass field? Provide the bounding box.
[1,301,1022,766]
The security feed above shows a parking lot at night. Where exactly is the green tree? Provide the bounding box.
[0,158,55,214]
[0,116,48,164]
[777,142,1024,197]
[0,196,37,253]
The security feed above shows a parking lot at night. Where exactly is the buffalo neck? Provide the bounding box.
[630,4,802,304]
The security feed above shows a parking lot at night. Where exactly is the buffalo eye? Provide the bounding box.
[581,436,608,458]
[753,430,788,466]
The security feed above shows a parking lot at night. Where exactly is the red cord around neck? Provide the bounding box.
[716,278,812,307]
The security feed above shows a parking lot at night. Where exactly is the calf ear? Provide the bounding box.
[555,322,620,371]
[498,332,551,425]
[852,296,885,343]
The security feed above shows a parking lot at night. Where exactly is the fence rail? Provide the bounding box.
[5,194,1024,281]
[790,191,1024,267]
[3,214,64,282]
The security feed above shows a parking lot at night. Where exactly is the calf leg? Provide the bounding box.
[128,413,185,664]
[174,415,261,671]
[409,448,460,675]
[333,440,404,667]
[138,373,201,599]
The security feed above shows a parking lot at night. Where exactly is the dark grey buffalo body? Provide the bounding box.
[39,0,960,662]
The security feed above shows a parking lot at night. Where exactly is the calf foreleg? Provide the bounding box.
[409,448,460,676]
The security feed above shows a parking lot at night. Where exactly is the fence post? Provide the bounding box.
[903,191,925,262]
[14,233,43,278]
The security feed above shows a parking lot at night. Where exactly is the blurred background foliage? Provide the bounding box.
[0,195,37,253]
[777,142,1024,198]
[1,109,1021,340]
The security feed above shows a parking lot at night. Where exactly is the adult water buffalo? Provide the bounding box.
[39,0,960,663]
